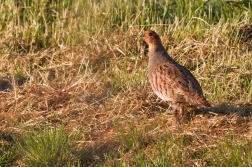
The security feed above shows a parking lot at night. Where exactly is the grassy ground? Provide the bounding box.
[0,0,252,166]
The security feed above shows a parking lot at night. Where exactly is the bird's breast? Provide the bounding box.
[149,67,176,101]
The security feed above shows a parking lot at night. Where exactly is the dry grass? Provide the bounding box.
[0,0,252,166]
[1,25,252,165]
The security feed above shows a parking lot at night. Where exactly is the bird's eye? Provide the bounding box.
[149,32,153,36]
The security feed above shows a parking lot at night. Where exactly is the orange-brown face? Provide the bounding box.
[140,30,161,45]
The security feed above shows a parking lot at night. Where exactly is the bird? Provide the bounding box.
[141,30,211,123]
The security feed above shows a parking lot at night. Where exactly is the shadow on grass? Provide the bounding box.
[195,102,252,117]
[0,130,20,167]
[77,140,119,167]
[0,74,26,91]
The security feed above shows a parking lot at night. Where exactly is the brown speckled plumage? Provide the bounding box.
[141,30,211,123]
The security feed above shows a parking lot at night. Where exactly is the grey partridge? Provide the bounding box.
[141,30,211,123]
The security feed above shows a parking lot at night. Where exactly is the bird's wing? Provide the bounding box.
[151,62,210,107]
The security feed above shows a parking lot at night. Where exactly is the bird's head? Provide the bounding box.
[140,30,162,46]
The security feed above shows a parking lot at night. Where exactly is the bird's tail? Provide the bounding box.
[199,96,211,108]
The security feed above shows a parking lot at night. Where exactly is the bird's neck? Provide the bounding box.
[148,44,164,54]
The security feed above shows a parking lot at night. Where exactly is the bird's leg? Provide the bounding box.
[174,108,181,125]
[174,104,184,124]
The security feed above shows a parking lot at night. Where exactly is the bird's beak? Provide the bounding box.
[140,33,145,37]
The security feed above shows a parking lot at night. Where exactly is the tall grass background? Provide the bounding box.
[0,0,252,166]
